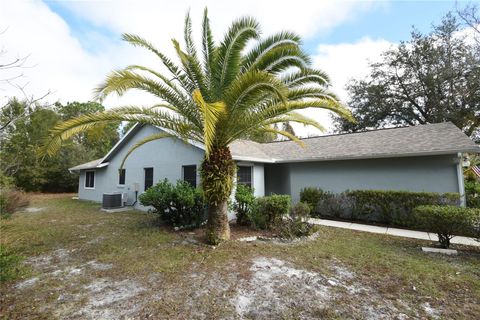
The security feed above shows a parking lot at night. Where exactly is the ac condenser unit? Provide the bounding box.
[102,193,123,209]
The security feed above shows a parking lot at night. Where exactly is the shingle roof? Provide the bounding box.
[257,122,479,162]
[70,122,479,170]
[69,158,108,171]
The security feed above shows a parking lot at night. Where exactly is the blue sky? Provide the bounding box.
[45,0,464,54]
[311,1,458,45]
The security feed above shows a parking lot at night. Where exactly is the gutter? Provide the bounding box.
[456,152,466,207]
[271,148,480,164]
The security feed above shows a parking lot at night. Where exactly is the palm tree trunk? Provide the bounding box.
[206,200,230,243]
[201,146,236,244]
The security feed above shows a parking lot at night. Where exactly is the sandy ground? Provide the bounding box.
[11,246,441,320]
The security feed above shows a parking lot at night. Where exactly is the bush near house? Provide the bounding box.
[232,185,255,226]
[0,188,29,219]
[308,188,460,228]
[139,179,206,229]
[465,181,480,208]
[276,201,316,239]
[248,194,291,230]
[347,190,460,226]
[300,187,327,212]
[290,201,311,221]
[413,205,480,248]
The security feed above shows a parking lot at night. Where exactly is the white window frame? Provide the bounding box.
[84,170,95,189]
[237,165,253,188]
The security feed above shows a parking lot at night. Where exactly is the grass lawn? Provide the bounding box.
[1,194,479,319]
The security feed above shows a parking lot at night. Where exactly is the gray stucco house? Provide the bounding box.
[70,122,478,214]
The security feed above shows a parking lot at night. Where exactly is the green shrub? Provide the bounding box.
[347,190,460,226]
[290,202,311,220]
[0,245,24,282]
[316,192,354,219]
[300,187,321,212]
[0,172,14,189]
[249,194,291,230]
[277,201,316,239]
[311,189,460,227]
[0,188,30,219]
[413,205,479,248]
[275,217,317,240]
[233,184,255,225]
[139,179,206,229]
[465,181,480,208]
[300,187,330,212]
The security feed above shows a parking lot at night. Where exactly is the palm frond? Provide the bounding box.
[172,39,210,99]
[192,89,226,156]
[287,87,340,102]
[258,99,353,122]
[202,8,216,92]
[281,68,331,87]
[253,46,311,73]
[40,108,197,157]
[122,33,186,83]
[261,112,326,132]
[224,70,288,111]
[251,126,305,147]
[241,31,301,71]
[214,17,260,94]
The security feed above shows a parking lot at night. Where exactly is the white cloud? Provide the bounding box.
[0,0,389,134]
[288,37,393,136]
[313,37,393,103]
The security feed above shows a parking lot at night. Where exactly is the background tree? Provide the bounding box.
[55,101,120,157]
[1,100,120,192]
[333,12,480,142]
[42,10,352,244]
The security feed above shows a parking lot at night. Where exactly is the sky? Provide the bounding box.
[0,0,476,135]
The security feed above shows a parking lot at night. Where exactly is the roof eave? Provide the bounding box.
[272,148,479,163]
[68,162,110,172]
[232,155,275,163]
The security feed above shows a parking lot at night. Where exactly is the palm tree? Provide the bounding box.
[42,9,353,244]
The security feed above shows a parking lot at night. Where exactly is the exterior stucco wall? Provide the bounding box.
[78,125,205,209]
[266,155,459,202]
[264,163,291,195]
[77,125,267,216]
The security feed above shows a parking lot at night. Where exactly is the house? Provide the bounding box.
[70,122,479,213]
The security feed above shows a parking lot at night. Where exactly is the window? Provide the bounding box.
[237,166,252,187]
[118,169,126,185]
[144,167,154,191]
[182,165,197,187]
[85,171,95,189]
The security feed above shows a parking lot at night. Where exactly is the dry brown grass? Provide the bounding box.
[1,193,479,319]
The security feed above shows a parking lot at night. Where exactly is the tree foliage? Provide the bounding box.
[334,13,480,142]
[41,9,351,242]
[0,100,119,192]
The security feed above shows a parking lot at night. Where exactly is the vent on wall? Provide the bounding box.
[102,193,123,209]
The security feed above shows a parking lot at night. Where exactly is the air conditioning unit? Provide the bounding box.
[102,192,123,209]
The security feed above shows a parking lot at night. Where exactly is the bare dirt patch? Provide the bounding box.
[229,257,435,319]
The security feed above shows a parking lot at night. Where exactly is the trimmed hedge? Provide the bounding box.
[310,188,460,228]
[414,205,480,248]
[139,179,206,229]
[248,194,291,230]
[232,184,255,226]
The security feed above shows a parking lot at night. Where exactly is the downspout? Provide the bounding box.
[456,152,466,207]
